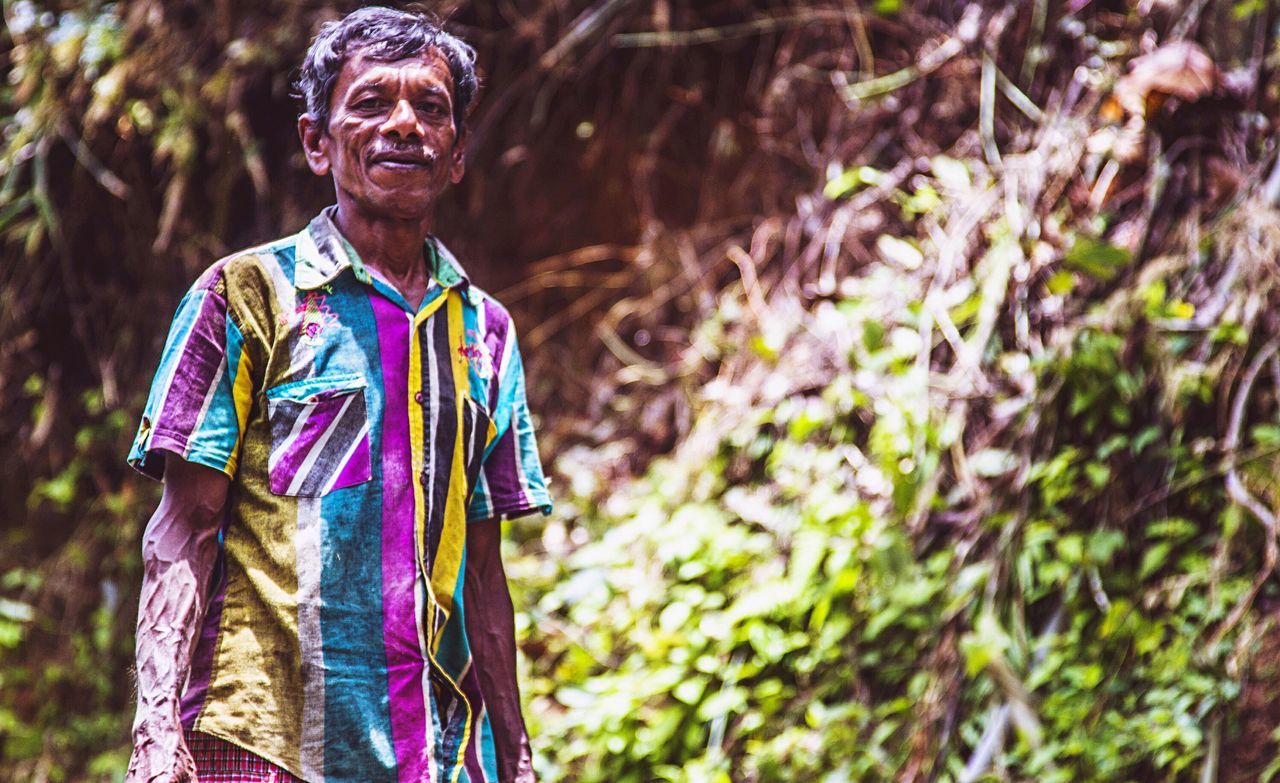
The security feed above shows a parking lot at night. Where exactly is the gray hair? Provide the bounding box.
[296,6,478,135]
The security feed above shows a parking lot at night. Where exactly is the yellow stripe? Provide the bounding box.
[411,291,473,783]
[410,295,449,635]
[430,292,470,615]
[223,348,254,475]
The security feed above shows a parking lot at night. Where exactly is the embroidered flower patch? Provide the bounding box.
[459,329,494,380]
[278,292,337,346]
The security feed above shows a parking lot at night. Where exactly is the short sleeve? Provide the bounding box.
[127,272,255,481]
[466,327,553,521]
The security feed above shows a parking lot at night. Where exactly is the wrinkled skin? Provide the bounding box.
[298,48,465,310]
[126,456,227,783]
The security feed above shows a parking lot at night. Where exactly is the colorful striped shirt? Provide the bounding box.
[128,207,553,783]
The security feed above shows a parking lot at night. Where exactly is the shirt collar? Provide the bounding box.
[295,206,473,297]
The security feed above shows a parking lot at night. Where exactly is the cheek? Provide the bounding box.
[335,123,368,156]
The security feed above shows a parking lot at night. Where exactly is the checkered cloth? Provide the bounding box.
[185,731,304,782]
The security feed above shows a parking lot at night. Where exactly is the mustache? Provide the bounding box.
[368,143,440,164]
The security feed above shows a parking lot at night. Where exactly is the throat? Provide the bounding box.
[367,261,432,311]
[331,202,436,309]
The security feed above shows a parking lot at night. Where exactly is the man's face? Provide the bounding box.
[300,47,465,221]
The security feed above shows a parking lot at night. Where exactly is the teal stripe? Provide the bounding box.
[127,289,209,472]
[433,560,476,777]
[434,565,471,676]
[461,300,491,406]
[147,290,208,423]
[185,316,247,468]
[506,346,550,505]
[318,278,398,782]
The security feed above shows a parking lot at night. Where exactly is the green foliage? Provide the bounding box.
[0,374,146,780]
[512,233,1275,779]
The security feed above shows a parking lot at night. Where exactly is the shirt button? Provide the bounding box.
[419,471,429,486]
[414,391,425,404]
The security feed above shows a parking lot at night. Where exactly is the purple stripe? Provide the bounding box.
[331,433,371,491]
[481,425,523,505]
[371,295,432,783]
[156,291,228,442]
[482,300,510,412]
[269,399,349,494]
[460,664,489,782]
[180,569,226,728]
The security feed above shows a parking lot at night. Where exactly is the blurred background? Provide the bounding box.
[3,0,1280,780]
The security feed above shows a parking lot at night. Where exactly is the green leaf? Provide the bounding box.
[673,677,706,705]
[959,612,1010,677]
[1140,542,1173,579]
[1251,424,1280,446]
[823,165,884,200]
[1056,534,1084,564]
[1064,236,1130,281]
[1087,530,1125,564]
[1046,270,1075,295]
[1084,462,1111,488]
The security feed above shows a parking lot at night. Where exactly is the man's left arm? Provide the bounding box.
[464,517,534,783]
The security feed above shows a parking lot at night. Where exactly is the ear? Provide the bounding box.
[448,127,466,185]
[298,114,331,177]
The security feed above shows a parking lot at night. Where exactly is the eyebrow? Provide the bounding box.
[349,80,451,101]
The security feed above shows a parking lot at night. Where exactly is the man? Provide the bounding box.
[125,8,551,783]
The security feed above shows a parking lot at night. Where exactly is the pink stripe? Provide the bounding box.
[372,295,432,783]
[481,300,510,412]
[480,422,523,507]
[331,433,371,491]
[269,398,349,492]
[157,291,228,440]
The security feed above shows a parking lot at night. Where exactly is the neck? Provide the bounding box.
[332,198,434,282]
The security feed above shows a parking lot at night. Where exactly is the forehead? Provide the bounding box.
[333,47,455,99]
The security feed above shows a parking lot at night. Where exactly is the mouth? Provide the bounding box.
[369,150,433,169]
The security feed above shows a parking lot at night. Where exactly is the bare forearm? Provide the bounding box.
[130,457,227,748]
[465,520,534,783]
[132,517,219,733]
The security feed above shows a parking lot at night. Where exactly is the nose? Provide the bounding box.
[379,99,423,140]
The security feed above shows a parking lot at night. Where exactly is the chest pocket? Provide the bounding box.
[265,373,373,497]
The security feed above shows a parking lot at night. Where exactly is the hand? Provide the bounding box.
[508,751,536,783]
[126,717,198,783]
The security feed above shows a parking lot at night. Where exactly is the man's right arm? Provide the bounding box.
[126,455,230,783]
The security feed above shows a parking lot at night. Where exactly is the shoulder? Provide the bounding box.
[213,235,298,290]
[186,234,299,338]
[467,283,513,328]
[189,235,296,294]
[464,284,532,392]
[467,283,521,356]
